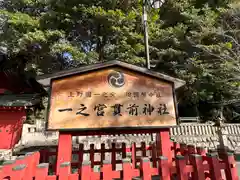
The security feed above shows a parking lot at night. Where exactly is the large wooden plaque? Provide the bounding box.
[47,67,177,130]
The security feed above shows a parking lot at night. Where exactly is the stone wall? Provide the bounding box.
[13,122,240,154]
[171,124,240,152]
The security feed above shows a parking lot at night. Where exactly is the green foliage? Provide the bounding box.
[0,0,239,121]
[0,0,147,74]
[149,0,240,120]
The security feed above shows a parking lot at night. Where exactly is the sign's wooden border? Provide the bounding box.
[45,61,185,131]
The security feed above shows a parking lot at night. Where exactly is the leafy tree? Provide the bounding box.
[150,0,240,121]
[0,0,146,76]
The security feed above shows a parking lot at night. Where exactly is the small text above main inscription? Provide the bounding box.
[67,91,162,98]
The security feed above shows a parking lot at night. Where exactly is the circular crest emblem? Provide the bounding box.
[107,71,125,88]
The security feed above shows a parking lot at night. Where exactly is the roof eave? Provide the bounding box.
[37,60,186,89]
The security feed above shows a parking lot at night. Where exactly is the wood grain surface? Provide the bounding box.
[47,67,176,130]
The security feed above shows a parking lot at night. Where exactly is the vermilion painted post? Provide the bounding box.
[102,160,113,180]
[222,152,238,180]
[56,133,72,175]
[131,142,136,169]
[140,157,151,180]
[59,162,71,180]
[156,129,172,165]
[111,143,116,170]
[122,158,132,180]
[35,163,49,180]
[189,154,205,180]
[206,153,222,180]
[25,152,40,180]
[158,156,170,180]
[187,145,196,177]
[11,164,26,180]
[176,155,188,180]
[30,151,40,166]
[81,161,91,180]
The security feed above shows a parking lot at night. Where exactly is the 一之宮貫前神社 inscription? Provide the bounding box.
[58,103,169,117]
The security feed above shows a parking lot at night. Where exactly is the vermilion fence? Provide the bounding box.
[0,141,238,180]
[40,142,204,171]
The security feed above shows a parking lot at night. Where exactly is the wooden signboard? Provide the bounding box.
[47,63,182,131]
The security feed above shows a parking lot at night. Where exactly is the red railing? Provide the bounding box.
[39,142,215,170]
[0,141,238,180]
[40,142,158,170]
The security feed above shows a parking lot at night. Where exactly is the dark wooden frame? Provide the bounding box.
[45,61,185,132]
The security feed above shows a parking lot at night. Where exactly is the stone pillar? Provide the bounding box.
[217,126,229,149]
[217,125,230,159]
